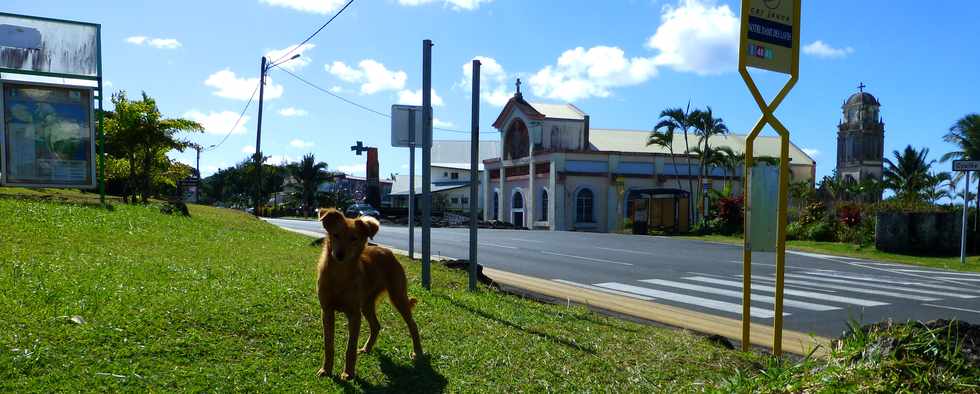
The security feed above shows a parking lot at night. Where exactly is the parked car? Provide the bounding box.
[345,203,380,218]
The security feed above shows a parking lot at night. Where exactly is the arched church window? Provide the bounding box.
[550,126,561,150]
[504,120,530,160]
[575,188,594,223]
[540,189,549,221]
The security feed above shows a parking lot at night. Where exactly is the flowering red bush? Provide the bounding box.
[715,196,745,234]
[838,203,862,227]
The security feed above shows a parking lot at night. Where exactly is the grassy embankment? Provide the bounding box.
[681,234,980,273]
[0,188,755,392]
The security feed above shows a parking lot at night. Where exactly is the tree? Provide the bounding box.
[655,103,699,221]
[941,113,980,220]
[647,128,682,189]
[923,171,953,203]
[691,107,730,220]
[104,91,203,203]
[288,154,330,217]
[819,171,847,207]
[714,145,741,189]
[883,145,934,202]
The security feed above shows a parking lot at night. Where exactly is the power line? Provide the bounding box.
[207,82,260,151]
[269,0,356,65]
[279,68,495,135]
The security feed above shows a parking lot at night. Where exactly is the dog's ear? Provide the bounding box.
[319,208,346,233]
[355,216,380,239]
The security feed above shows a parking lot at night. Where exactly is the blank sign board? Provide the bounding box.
[749,163,779,252]
[0,14,100,78]
[390,104,426,148]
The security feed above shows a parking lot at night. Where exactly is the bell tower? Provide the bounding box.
[836,83,885,182]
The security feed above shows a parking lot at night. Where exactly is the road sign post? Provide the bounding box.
[738,0,801,356]
[469,59,481,292]
[953,160,980,265]
[421,39,433,290]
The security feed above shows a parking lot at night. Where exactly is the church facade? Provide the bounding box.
[482,84,817,232]
[836,85,885,182]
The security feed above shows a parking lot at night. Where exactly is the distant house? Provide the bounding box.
[388,140,500,212]
[319,174,393,207]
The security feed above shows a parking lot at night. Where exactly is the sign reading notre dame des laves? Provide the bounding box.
[742,0,796,75]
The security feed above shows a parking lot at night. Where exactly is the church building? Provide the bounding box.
[482,81,817,232]
[836,84,885,182]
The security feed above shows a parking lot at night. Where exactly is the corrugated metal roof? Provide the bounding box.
[588,128,815,165]
[528,102,586,120]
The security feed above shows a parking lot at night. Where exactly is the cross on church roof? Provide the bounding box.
[515,78,522,94]
[351,140,374,155]
[858,82,866,92]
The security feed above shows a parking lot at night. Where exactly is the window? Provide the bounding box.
[461,197,469,205]
[575,189,594,223]
[493,191,499,220]
[512,192,524,209]
[540,190,549,221]
[451,172,459,180]
[451,197,459,204]
[443,172,449,177]
[550,126,561,150]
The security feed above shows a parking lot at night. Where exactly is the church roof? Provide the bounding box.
[845,92,880,106]
[588,128,815,166]
[527,102,586,120]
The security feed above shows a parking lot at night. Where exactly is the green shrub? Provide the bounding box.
[799,201,826,225]
[786,221,805,241]
[804,221,836,242]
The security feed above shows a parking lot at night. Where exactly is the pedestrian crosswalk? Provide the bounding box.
[554,269,980,320]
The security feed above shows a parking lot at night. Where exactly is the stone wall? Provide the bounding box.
[875,212,961,255]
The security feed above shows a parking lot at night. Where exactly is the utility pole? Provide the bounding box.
[421,39,433,290]
[194,145,202,203]
[254,56,268,216]
[469,59,480,291]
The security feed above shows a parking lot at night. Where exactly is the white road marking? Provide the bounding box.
[685,276,888,307]
[727,260,778,267]
[754,276,941,301]
[552,279,654,300]
[540,251,633,266]
[596,247,657,255]
[803,271,980,294]
[507,238,544,243]
[940,277,980,282]
[922,304,980,315]
[480,242,518,249]
[595,282,782,318]
[896,269,980,277]
[639,279,840,311]
[783,273,978,299]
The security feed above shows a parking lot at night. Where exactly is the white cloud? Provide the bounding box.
[803,40,855,59]
[528,46,657,102]
[104,80,114,88]
[459,56,511,106]
[278,107,308,117]
[336,164,365,176]
[326,60,406,94]
[258,0,346,14]
[646,0,739,75]
[802,148,820,157]
[329,86,344,93]
[125,36,182,49]
[183,110,250,135]
[397,0,491,11]
[242,145,256,154]
[205,69,283,101]
[433,118,454,128]
[397,88,444,107]
[290,139,315,148]
[265,43,315,71]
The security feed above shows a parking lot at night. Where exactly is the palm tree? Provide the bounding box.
[819,171,847,207]
[923,171,953,203]
[883,145,934,202]
[647,128,682,190]
[288,154,330,217]
[714,145,741,189]
[655,103,699,221]
[691,107,730,220]
[942,113,980,218]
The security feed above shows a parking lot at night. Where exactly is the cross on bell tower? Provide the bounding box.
[857,82,866,93]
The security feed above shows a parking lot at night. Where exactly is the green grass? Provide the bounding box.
[682,234,980,273]
[0,188,757,392]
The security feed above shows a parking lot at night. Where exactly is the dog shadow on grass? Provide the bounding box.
[434,294,597,356]
[336,353,447,394]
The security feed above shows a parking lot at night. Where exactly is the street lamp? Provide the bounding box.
[254,53,301,216]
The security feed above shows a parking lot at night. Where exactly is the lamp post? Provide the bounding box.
[254,53,301,216]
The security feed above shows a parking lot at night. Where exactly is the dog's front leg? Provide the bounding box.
[316,308,335,377]
[340,310,361,380]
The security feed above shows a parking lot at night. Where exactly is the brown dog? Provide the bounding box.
[315,208,423,380]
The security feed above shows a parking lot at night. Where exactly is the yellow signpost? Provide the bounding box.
[738,0,801,356]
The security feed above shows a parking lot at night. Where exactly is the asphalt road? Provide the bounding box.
[267,218,980,338]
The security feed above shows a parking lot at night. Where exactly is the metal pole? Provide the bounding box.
[421,40,433,289]
[408,110,416,259]
[962,171,970,265]
[97,78,106,207]
[195,146,201,204]
[254,56,267,217]
[469,59,481,291]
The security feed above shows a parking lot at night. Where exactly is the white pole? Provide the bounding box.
[962,171,970,265]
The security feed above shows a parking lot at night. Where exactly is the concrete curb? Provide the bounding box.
[275,224,831,357]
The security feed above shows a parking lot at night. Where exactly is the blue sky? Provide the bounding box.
[6,0,980,181]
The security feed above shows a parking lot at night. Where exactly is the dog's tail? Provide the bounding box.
[409,298,418,310]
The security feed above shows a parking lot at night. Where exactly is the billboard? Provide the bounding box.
[0,13,100,78]
[741,0,797,75]
[0,81,96,188]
